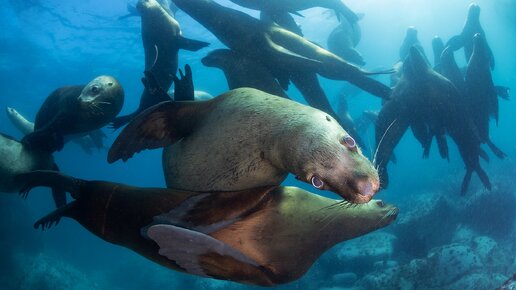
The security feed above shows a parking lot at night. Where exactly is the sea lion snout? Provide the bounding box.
[357,178,380,197]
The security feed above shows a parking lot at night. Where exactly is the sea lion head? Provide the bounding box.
[472,33,488,58]
[403,46,429,78]
[201,49,233,68]
[136,0,158,12]
[405,26,418,41]
[467,3,481,20]
[291,116,380,204]
[77,75,124,122]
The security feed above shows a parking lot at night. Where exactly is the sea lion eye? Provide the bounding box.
[311,176,324,189]
[341,136,356,149]
[91,86,100,94]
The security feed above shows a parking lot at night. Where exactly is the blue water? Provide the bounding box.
[1,0,515,289]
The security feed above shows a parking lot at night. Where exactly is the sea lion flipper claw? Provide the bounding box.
[147,224,259,277]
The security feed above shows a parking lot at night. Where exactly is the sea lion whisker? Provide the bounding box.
[373,119,398,165]
[149,44,159,71]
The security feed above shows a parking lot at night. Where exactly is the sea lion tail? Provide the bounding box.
[177,36,210,52]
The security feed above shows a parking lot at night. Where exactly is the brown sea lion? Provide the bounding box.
[22,76,124,153]
[201,49,288,98]
[229,0,359,24]
[0,134,65,206]
[170,0,392,100]
[6,107,106,154]
[447,3,495,70]
[111,0,209,129]
[109,87,380,204]
[375,46,490,194]
[18,170,398,286]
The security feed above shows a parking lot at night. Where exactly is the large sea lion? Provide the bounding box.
[18,170,398,286]
[448,3,495,70]
[170,0,392,100]
[229,0,359,24]
[464,33,505,159]
[6,107,106,154]
[201,49,288,98]
[111,0,209,129]
[22,76,124,153]
[0,134,65,206]
[375,46,490,194]
[109,87,380,204]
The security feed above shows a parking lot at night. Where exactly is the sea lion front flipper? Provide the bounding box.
[34,201,77,230]
[108,99,214,163]
[486,138,507,159]
[446,35,464,51]
[17,170,82,200]
[147,224,260,278]
[495,86,510,100]
[153,186,275,233]
[177,36,210,52]
[50,163,67,208]
[173,64,195,101]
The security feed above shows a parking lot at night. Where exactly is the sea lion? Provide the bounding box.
[260,10,303,36]
[109,87,380,204]
[18,170,398,286]
[0,134,65,206]
[229,0,359,24]
[327,15,365,66]
[464,33,505,159]
[6,107,106,154]
[399,26,427,62]
[22,76,124,153]
[201,49,288,98]
[447,3,495,70]
[111,0,209,129]
[170,0,392,100]
[119,0,178,19]
[375,46,490,194]
[431,36,445,69]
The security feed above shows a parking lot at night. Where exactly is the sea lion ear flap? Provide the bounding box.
[107,100,210,163]
[146,225,260,278]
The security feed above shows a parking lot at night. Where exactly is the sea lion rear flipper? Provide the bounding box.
[495,85,510,100]
[486,139,507,159]
[147,224,260,278]
[177,36,210,52]
[34,201,77,230]
[88,130,107,150]
[173,64,195,101]
[17,170,81,200]
[460,169,473,195]
[108,99,214,163]
[435,134,449,161]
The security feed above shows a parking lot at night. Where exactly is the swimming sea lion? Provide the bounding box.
[202,49,288,98]
[19,170,398,286]
[22,76,124,153]
[431,36,445,69]
[399,26,427,62]
[229,0,359,24]
[465,33,505,159]
[447,3,495,70]
[111,0,209,129]
[171,0,392,100]
[6,107,106,154]
[327,15,365,66]
[109,87,380,204]
[260,10,303,36]
[375,46,489,194]
[0,134,65,206]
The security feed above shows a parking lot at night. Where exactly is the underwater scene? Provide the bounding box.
[1,0,515,289]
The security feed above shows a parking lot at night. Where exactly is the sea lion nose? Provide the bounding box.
[358,181,374,196]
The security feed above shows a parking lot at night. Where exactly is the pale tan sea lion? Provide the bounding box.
[19,170,398,286]
[109,88,380,204]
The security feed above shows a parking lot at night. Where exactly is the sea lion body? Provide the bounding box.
[202,49,288,98]
[111,0,209,129]
[171,0,391,99]
[22,76,124,153]
[229,0,359,24]
[109,88,380,203]
[327,17,365,66]
[0,134,54,193]
[21,171,397,286]
[6,107,106,154]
